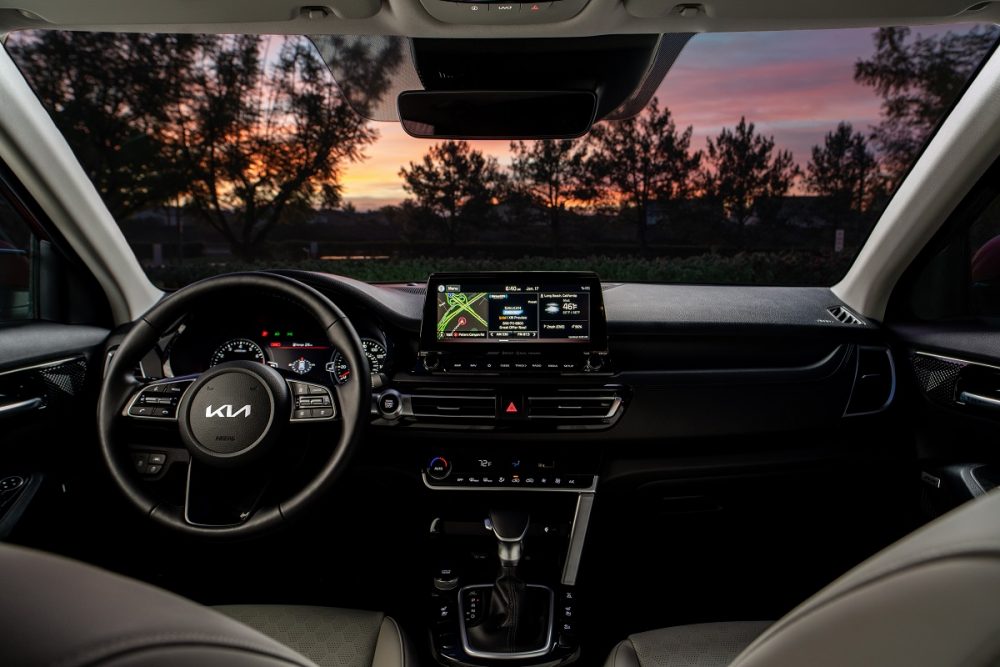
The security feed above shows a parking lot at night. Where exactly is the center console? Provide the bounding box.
[408,273,611,666]
[374,273,622,432]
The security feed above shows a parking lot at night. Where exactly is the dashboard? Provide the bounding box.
[144,270,890,442]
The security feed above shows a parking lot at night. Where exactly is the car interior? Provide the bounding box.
[2,1,1000,666]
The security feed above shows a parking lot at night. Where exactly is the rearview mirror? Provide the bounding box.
[397,90,597,140]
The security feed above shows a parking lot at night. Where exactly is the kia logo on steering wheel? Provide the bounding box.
[205,404,252,418]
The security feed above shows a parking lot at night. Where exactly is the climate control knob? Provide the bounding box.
[427,456,451,481]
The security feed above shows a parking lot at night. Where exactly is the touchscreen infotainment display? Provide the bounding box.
[422,273,605,347]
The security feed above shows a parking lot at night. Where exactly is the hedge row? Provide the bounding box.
[146,252,854,288]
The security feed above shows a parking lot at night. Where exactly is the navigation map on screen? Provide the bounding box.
[434,282,591,343]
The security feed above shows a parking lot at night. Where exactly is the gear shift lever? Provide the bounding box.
[462,509,550,657]
[488,509,529,567]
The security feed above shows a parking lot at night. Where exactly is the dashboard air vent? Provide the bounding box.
[527,389,623,421]
[410,392,496,418]
[828,305,865,326]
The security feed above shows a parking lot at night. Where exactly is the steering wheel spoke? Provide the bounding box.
[183,458,270,528]
[287,378,339,422]
[122,376,198,421]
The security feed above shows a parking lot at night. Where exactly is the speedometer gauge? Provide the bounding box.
[326,338,388,384]
[363,339,388,373]
[210,338,266,367]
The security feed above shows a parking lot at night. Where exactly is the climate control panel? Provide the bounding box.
[423,449,597,491]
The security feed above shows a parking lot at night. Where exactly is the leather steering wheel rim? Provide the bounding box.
[97,272,370,538]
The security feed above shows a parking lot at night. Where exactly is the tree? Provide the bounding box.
[806,122,880,216]
[584,98,702,249]
[399,141,507,247]
[8,33,402,257]
[855,26,999,188]
[700,117,800,232]
[172,36,394,258]
[5,32,206,220]
[509,140,589,248]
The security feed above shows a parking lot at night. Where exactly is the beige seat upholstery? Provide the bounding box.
[0,543,411,667]
[605,622,771,667]
[606,487,1000,667]
[217,605,411,667]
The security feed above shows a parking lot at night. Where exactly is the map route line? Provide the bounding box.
[437,292,488,334]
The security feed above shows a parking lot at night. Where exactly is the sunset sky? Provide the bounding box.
[338,25,973,211]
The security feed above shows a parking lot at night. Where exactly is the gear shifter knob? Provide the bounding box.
[488,509,529,567]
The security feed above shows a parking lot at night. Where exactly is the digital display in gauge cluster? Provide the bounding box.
[208,327,388,385]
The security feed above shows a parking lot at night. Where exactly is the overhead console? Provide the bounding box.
[419,0,591,24]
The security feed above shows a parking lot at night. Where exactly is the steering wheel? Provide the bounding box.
[97,273,370,538]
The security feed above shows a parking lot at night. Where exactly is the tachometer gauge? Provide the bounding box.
[210,338,266,367]
[326,338,388,384]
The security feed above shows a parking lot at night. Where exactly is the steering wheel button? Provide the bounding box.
[129,406,150,417]
[146,464,162,475]
[291,382,311,396]
[133,455,148,472]
[294,409,312,420]
[148,453,166,465]
[314,408,334,418]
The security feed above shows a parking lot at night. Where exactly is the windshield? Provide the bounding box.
[4,27,997,287]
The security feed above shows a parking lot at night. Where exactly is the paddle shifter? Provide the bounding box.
[461,509,554,658]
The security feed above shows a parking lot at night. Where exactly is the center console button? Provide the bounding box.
[427,456,452,481]
[377,389,403,420]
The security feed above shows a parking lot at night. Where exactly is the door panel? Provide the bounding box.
[891,322,1000,517]
[0,322,107,542]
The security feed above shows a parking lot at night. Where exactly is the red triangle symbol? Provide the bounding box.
[505,401,519,414]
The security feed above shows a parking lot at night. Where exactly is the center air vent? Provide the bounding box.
[828,305,865,326]
[409,391,496,418]
[527,389,623,422]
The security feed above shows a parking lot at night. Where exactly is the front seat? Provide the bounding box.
[0,544,411,667]
[606,487,1000,667]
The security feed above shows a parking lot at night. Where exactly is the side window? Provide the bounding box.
[0,194,36,322]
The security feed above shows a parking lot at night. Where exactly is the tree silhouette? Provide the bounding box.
[399,141,507,248]
[5,32,206,221]
[855,26,999,188]
[700,117,800,233]
[806,122,880,218]
[584,98,701,249]
[172,36,387,258]
[509,140,589,248]
[7,33,400,258]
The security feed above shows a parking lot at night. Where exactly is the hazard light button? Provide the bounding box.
[500,393,524,420]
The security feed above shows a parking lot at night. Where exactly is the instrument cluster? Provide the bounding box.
[164,307,392,386]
